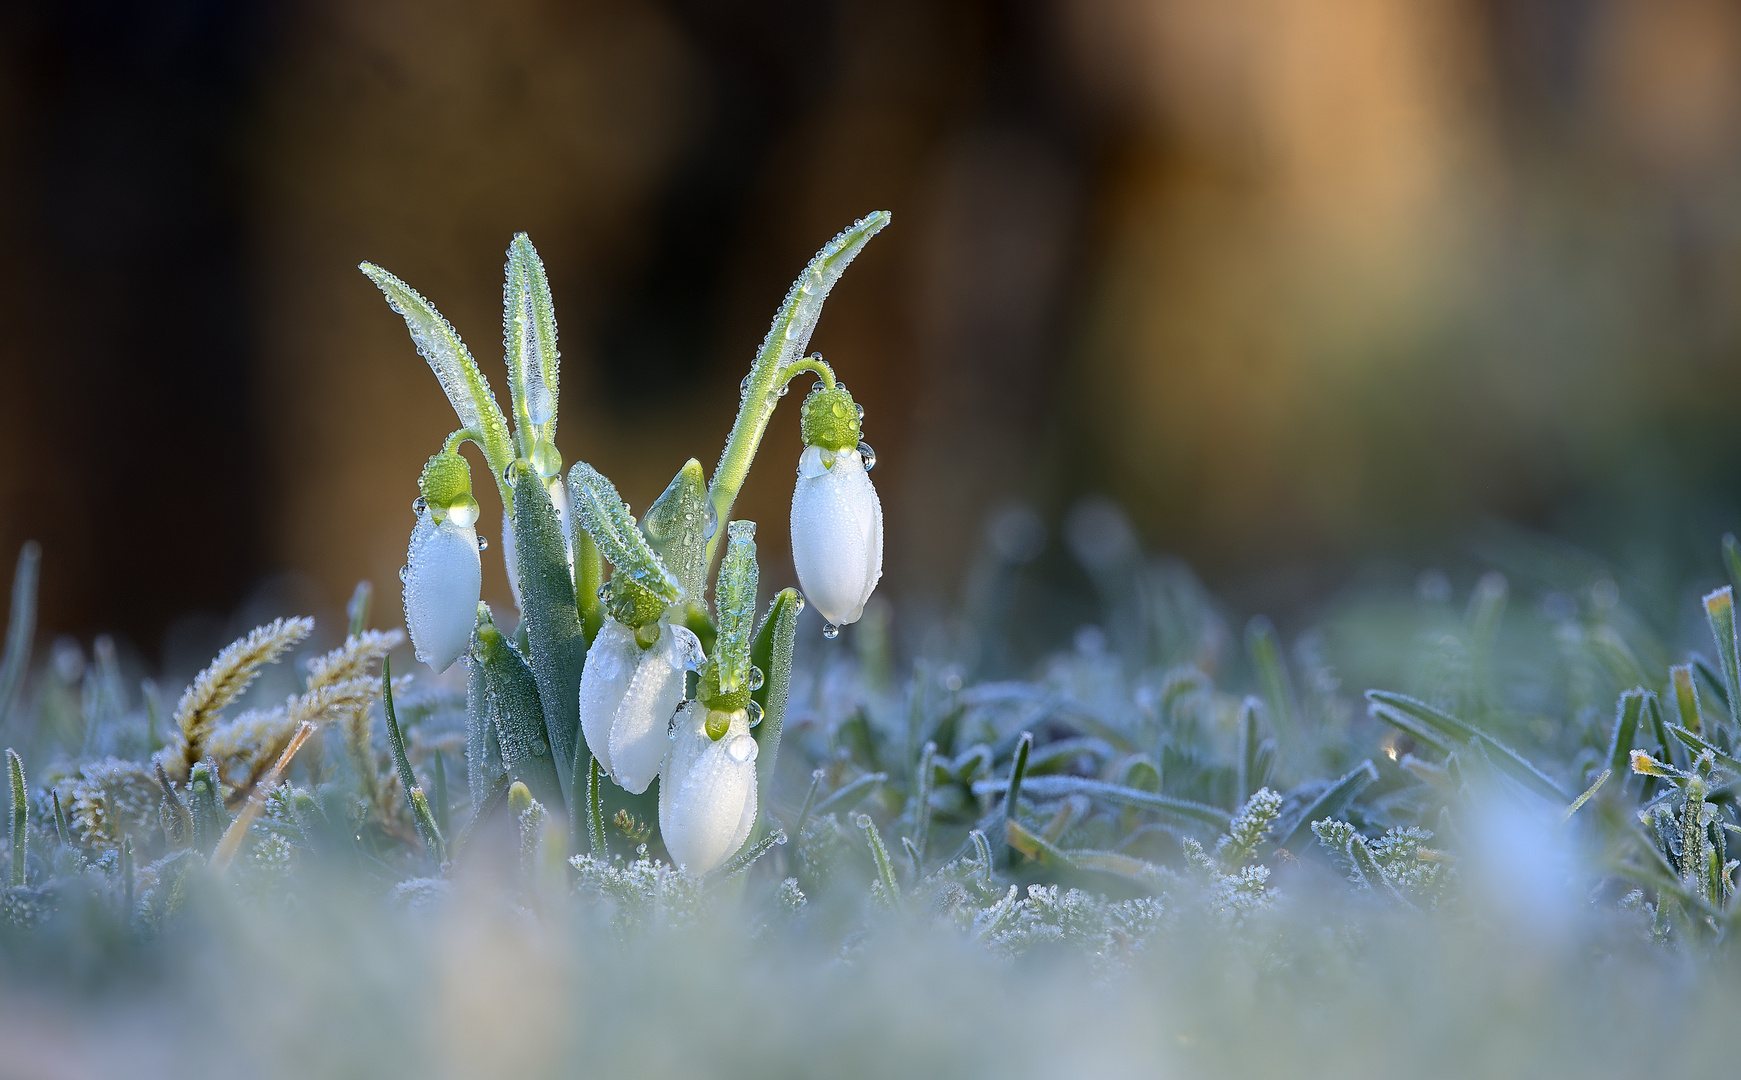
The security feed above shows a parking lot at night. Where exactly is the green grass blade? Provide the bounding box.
[1365,691,1567,801]
[1608,689,1646,785]
[1665,723,1741,772]
[7,748,25,886]
[1246,617,1299,746]
[1002,732,1033,865]
[1278,760,1379,852]
[382,658,444,861]
[1703,587,1741,722]
[972,775,1232,829]
[1670,663,1702,736]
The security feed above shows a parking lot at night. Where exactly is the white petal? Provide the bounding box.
[500,508,523,610]
[659,704,757,874]
[403,515,481,673]
[790,447,883,626]
[577,619,638,779]
[608,622,688,794]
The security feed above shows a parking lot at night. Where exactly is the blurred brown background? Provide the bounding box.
[3,0,1741,665]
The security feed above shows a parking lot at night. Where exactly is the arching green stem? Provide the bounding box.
[705,211,890,568]
[778,356,837,391]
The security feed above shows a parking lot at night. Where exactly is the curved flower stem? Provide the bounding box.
[705,212,890,569]
[777,355,837,391]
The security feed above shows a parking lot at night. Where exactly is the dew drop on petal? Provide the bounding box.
[475,535,489,552]
[412,496,428,516]
[746,700,763,727]
[398,565,409,583]
[823,623,839,640]
[726,734,758,763]
[857,441,876,471]
[446,492,480,528]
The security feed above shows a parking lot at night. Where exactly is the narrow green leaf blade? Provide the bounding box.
[750,588,802,816]
[503,233,561,448]
[642,459,711,601]
[1608,689,1646,783]
[359,262,513,473]
[566,461,681,603]
[471,606,564,811]
[714,521,759,694]
[1704,587,1740,724]
[971,775,1232,828]
[1277,760,1379,852]
[1365,690,1567,800]
[0,542,40,727]
[511,468,586,804]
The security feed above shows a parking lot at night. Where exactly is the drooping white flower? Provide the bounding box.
[791,444,883,628]
[659,701,758,874]
[402,512,481,672]
[578,618,704,794]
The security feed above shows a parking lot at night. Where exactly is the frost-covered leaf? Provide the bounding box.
[714,521,758,695]
[566,462,682,603]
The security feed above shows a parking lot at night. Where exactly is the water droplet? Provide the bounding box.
[747,665,765,690]
[773,829,788,845]
[831,401,846,418]
[854,813,872,829]
[475,535,489,552]
[529,439,562,479]
[503,461,519,484]
[778,384,789,397]
[412,495,428,516]
[636,843,649,858]
[703,499,718,541]
[526,374,555,425]
[398,565,409,583]
[822,623,839,640]
[531,738,549,757]
[727,734,758,763]
[740,374,753,399]
[857,441,876,471]
[746,700,763,727]
[446,492,481,528]
[856,403,865,419]
[597,582,612,602]
[669,625,706,671]
[794,594,806,612]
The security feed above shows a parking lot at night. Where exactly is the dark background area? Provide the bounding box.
[3,0,1741,674]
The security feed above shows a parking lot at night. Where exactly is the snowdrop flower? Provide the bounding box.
[660,699,758,874]
[790,384,882,632]
[578,614,705,794]
[403,449,482,672]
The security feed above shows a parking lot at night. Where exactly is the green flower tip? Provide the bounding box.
[604,577,668,631]
[697,660,751,719]
[800,385,862,452]
[419,450,478,525]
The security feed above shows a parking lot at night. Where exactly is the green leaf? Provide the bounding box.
[511,468,586,805]
[502,233,561,451]
[1364,691,1567,801]
[1277,760,1379,852]
[642,459,711,602]
[750,588,802,818]
[707,212,891,564]
[1670,663,1703,736]
[0,542,39,727]
[714,521,759,695]
[566,461,681,603]
[360,262,514,477]
[971,775,1232,829]
[1664,723,1741,773]
[471,606,564,811]
[1001,732,1033,865]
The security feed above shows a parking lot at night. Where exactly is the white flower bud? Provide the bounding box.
[402,513,481,672]
[659,701,758,874]
[790,445,883,628]
[577,618,704,794]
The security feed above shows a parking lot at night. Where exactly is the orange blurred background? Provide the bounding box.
[3,0,1741,664]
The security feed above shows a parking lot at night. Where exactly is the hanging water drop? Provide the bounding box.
[412,495,428,516]
[445,492,481,528]
[747,664,765,691]
[794,594,805,612]
[703,499,718,541]
[398,565,409,583]
[726,733,758,763]
[822,622,839,640]
[745,700,763,728]
[857,441,876,471]
[503,461,518,484]
[475,535,489,552]
[529,439,562,479]
[856,403,865,419]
